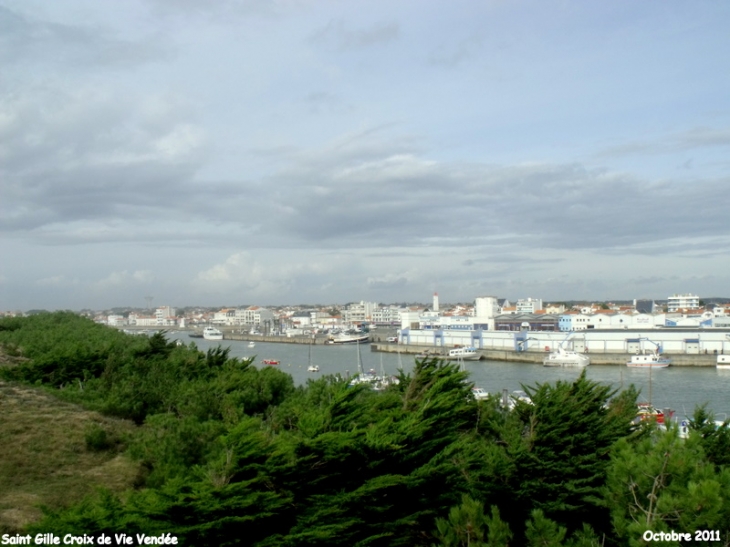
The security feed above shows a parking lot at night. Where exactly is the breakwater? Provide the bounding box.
[224,334,330,345]
[370,343,718,367]
[175,329,719,366]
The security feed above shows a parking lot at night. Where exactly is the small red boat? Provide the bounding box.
[635,403,674,425]
[262,359,280,365]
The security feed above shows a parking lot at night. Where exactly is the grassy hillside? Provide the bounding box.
[0,379,140,533]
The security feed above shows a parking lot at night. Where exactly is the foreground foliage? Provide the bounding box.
[3,312,730,545]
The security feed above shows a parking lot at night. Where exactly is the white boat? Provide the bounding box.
[247,341,255,348]
[326,333,370,345]
[445,347,481,361]
[307,365,320,373]
[717,354,730,370]
[471,387,490,400]
[627,350,671,368]
[543,346,590,367]
[502,389,533,410]
[203,327,223,341]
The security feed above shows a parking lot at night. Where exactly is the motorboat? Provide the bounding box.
[326,333,370,344]
[717,354,730,370]
[626,351,671,368]
[307,365,320,372]
[543,346,590,367]
[445,347,481,361]
[248,341,256,348]
[203,327,223,341]
[262,359,280,365]
[471,387,490,400]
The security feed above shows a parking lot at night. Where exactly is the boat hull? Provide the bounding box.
[543,359,589,367]
[326,335,370,345]
[445,354,481,361]
[626,362,671,368]
[542,349,590,367]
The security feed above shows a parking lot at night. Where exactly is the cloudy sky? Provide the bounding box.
[2,0,729,310]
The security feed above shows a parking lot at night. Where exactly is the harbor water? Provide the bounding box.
[171,334,730,423]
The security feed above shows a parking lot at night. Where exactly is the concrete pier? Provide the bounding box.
[369,343,718,367]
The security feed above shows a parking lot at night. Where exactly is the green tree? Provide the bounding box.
[603,426,730,545]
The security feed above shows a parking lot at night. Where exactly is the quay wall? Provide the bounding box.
[370,343,718,367]
[223,334,326,345]
[161,328,718,367]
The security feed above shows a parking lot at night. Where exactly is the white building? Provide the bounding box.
[107,315,127,327]
[516,298,543,314]
[667,294,700,312]
[234,306,276,326]
[155,306,176,320]
[372,306,403,325]
[128,314,159,327]
[343,301,378,324]
[475,296,499,319]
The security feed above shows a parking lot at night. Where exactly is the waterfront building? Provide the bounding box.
[494,313,560,331]
[107,314,127,327]
[372,306,403,326]
[398,324,730,355]
[634,299,657,314]
[128,314,160,327]
[155,306,176,320]
[234,306,275,326]
[343,301,378,324]
[667,293,700,312]
[544,303,566,314]
[516,298,543,314]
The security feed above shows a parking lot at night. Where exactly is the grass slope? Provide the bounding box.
[0,380,141,533]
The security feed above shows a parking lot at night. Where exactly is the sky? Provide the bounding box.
[2,0,730,311]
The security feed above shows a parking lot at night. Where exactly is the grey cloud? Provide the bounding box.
[0,86,208,233]
[367,275,409,289]
[5,103,730,258]
[302,91,354,115]
[428,35,482,68]
[310,20,399,51]
[595,126,730,159]
[0,5,168,69]
[144,0,281,20]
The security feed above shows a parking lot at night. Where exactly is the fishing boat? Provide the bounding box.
[626,350,671,368]
[471,387,490,400]
[626,338,670,367]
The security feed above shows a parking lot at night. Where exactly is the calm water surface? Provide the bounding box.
[172,335,730,422]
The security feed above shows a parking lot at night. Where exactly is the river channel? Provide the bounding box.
[170,334,730,423]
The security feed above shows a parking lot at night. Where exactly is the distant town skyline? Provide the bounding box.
[2,1,730,310]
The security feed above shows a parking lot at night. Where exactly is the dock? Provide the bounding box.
[369,343,719,367]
